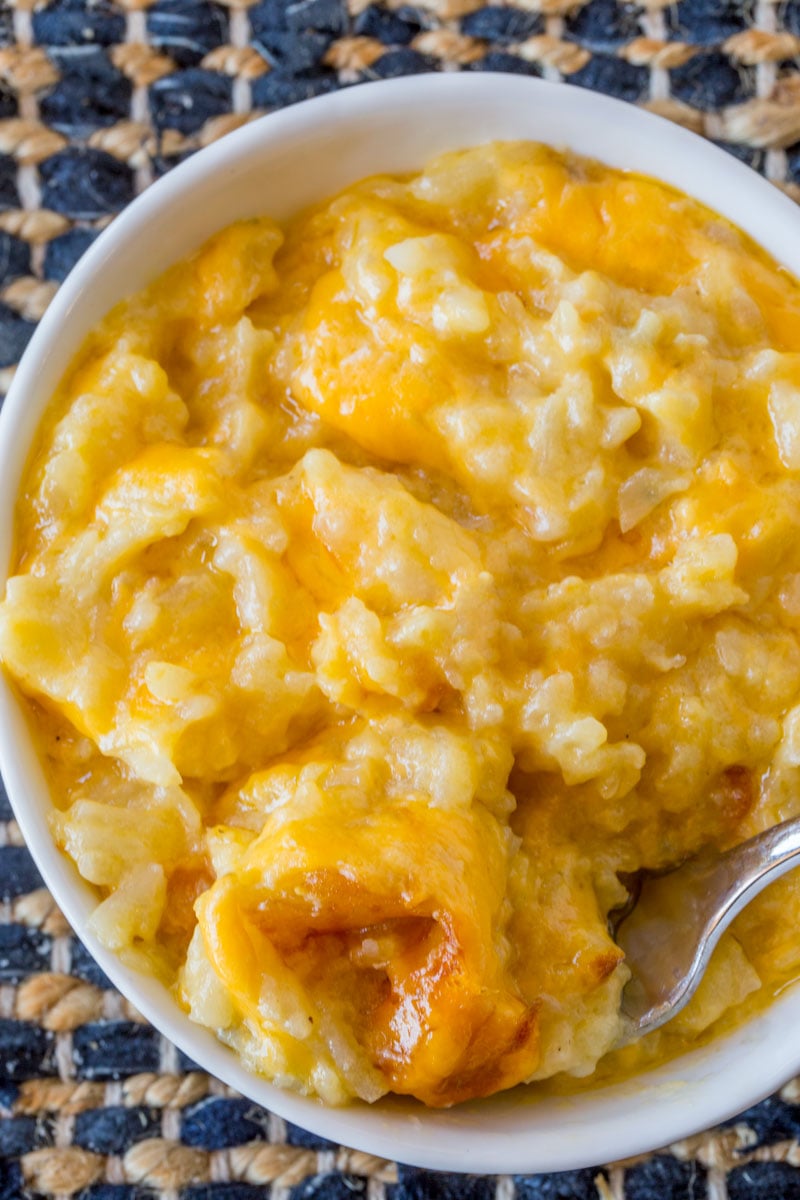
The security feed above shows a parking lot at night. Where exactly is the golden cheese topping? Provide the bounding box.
[5,141,800,1107]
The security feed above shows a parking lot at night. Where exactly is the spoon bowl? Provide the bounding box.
[614,817,800,1039]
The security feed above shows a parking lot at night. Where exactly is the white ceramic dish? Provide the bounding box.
[2,73,800,1176]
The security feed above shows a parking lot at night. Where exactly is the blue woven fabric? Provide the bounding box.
[3,0,800,1195]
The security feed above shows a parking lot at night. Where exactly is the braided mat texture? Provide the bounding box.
[5,0,800,1197]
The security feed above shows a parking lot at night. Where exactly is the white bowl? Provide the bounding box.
[2,73,800,1176]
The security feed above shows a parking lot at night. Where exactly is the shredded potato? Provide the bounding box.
[5,142,800,1105]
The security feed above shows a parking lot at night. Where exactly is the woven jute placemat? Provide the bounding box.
[3,1,800,1196]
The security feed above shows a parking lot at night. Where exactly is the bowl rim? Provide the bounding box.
[3,71,800,1176]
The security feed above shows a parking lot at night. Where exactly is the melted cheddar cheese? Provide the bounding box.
[5,142,800,1106]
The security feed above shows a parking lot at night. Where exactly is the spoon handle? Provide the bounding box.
[615,815,800,1038]
[708,814,800,929]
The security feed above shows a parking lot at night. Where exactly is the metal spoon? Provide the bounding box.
[611,816,800,1041]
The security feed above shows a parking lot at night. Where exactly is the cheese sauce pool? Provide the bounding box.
[4,141,800,1107]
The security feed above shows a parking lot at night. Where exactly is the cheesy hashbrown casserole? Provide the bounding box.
[4,142,800,1106]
